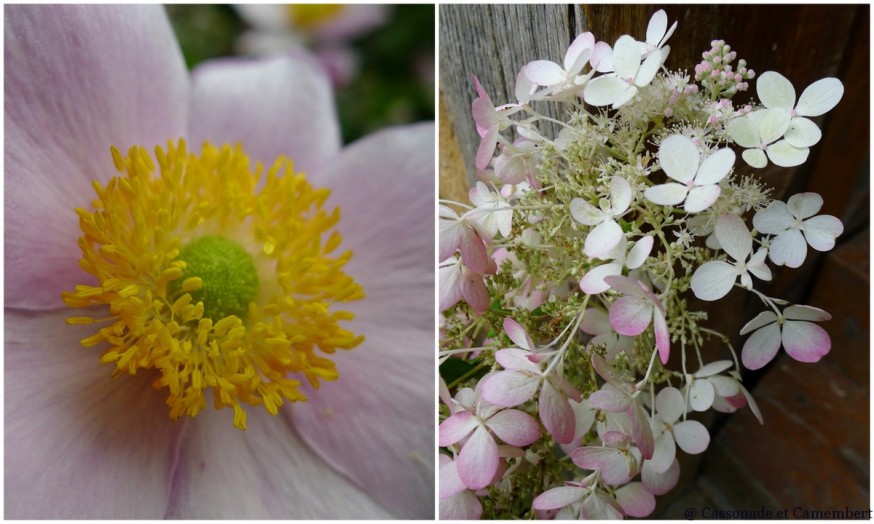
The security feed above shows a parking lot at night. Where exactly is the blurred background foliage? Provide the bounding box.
[166,4,435,144]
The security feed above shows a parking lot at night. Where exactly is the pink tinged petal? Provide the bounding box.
[439,491,483,520]
[514,68,536,105]
[695,147,735,185]
[631,401,655,460]
[471,74,489,100]
[438,263,463,312]
[565,32,595,74]
[803,215,843,251]
[570,197,604,226]
[583,75,630,107]
[480,370,540,407]
[769,229,808,268]
[604,274,649,298]
[591,41,614,72]
[532,486,588,511]
[756,71,796,109]
[494,348,540,374]
[626,236,654,269]
[653,309,671,364]
[582,491,625,519]
[471,97,497,132]
[642,457,680,495]
[457,425,500,490]
[609,176,633,214]
[589,383,632,412]
[659,134,700,184]
[767,140,809,167]
[458,226,490,274]
[461,267,490,314]
[572,446,619,472]
[581,307,612,336]
[539,380,576,444]
[785,117,822,148]
[5,4,189,311]
[796,77,844,116]
[715,214,752,262]
[486,409,542,447]
[739,311,778,335]
[787,192,824,219]
[655,387,685,424]
[616,482,656,518]
[690,261,737,301]
[747,248,772,281]
[609,296,653,336]
[580,263,623,294]
[635,51,663,87]
[741,323,782,370]
[782,320,831,363]
[673,420,710,454]
[689,377,715,411]
[753,200,794,234]
[684,185,721,213]
[438,456,465,498]
[524,60,566,86]
[649,432,677,474]
[503,318,535,351]
[727,116,760,148]
[742,148,769,168]
[612,35,642,79]
[784,305,832,322]
[645,183,689,206]
[439,411,479,446]
[584,219,623,258]
[438,220,462,261]
[475,125,499,169]
[5,310,184,519]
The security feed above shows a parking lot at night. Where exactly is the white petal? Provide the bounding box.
[784,117,822,148]
[580,263,623,294]
[742,148,768,168]
[645,9,668,46]
[684,185,721,213]
[612,35,642,79]
[673,420,710,454]
[645,183,688,206]
[585,219,623,258]
[787,192,824,219]
[524,60,566,87]
[611,84,638,109]
[655,387,685,424]
[583,75,628,107]
[634,51,662,87]
[689,379,715,412]
[690,261,737,301]
[715,214,752,261]
[796,77,844,116]
[803,215,843,251]
[739,310,778,335]
[756,71,796,109]
[625,236,654,269]
[747,248,772,281]
[609,176,633,214]
[695,148,735,185]
[784,304,832,322]
[658,134,700,183]
[753,201,794,234]
[648,432,677,474]
[769,229,807,268]
[570,197,604,226]
[565,32,595,74]
[758,108,792,144]
[726,116,759,148]
[708,376,740,397]
[694,360,734,377]
[532,486,587,511]
[766,140,809,167]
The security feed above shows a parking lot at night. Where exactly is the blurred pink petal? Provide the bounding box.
[5,4,188,311]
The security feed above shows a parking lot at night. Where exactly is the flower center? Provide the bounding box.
[62,139,365,430]
[170,235,259,320]
[286,4,345,29]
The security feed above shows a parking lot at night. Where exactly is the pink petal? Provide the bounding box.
[615,482,656,517]
[642,457,680,495]
[571,446,617,470]
[589,383,631,412]
[486,409,542,447]
[471,96,497,133]
[631,401,655,460]
[565,32,596,73]
[438,263,463,312]
[673,420,710,454]
[609,296,653,336]
[741,323,782,370]
[476,125,498,169]
[189,53,340,174]
[461,266,491,314]
[539,380,576,444]
[494,348,541,374]
[5,4,188,311]
[533,486,587,510]
[480,370,540,407]
[782,320,831,363]
[653,308,671,364]
[438,219,463,261]
[457,426,500,490]
[503,318,535,351]
[439,491,483,520]
[603,274,648,298]
[439,411,479,446]
[580,307,612,336]
[5,310,183,518]
[458,224,491,274]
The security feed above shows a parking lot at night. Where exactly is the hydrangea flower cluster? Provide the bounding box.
[439,10,844,519]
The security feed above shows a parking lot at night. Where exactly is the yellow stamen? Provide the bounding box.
[63,139,364,430]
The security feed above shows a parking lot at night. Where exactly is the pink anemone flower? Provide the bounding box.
[5,5,433,519]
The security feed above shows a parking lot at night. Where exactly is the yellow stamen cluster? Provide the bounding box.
[62,139,364,430]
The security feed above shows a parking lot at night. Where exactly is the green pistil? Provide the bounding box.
[172,235,259,320]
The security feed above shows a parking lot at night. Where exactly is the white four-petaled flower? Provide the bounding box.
[753,192,843,268]
[756,71,843,148]
[570,176,632,258]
